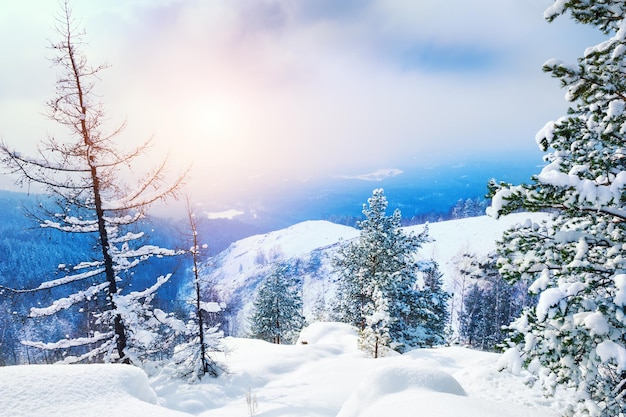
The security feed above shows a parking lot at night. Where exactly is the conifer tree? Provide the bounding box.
[418,261,450,347]
[249,264,305,344]
[458,283,485,348]
[168,196,223,381]
[489,2,626,414]
[332,188,438,354]
[0,1,186,364]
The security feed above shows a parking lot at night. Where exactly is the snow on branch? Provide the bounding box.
[41,218,99,233]
[0,266,105,293]
[29,282,108,317]
[596,340,626,372]
[102,212,143,227]
[114,245,181,259]
[200,301,223,313]
[58,343,113,364]
[109,231,144,244]
[153,308,187,333]
[33,266,105,291]
[115,274,172,306]
[22,330,113,351]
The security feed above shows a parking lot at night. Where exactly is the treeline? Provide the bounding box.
[326,196,489,227]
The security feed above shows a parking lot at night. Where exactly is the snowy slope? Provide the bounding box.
[197,220,359,334]
[200,213,550,335]
[202,219,359,293]
[417,212,551,288]
[0,322,574,417]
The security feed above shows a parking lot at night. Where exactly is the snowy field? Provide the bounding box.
[0,322,575,417]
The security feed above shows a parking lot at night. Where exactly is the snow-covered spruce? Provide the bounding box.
[489,2,626,415]
[249,263,305,344]
[332,188,449,356]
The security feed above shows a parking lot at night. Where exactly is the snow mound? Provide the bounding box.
[296,322,359,352]
[337,365,466,417]
[0,364,189,417]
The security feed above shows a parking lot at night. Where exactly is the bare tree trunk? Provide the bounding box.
[65,14,129,362]
[374,336,379,359]
[186,197,208,373]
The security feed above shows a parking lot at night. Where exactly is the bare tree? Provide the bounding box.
[168,196,223,380]
[0,1,187,364]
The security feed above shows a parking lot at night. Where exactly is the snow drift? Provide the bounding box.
[0,363,188,417]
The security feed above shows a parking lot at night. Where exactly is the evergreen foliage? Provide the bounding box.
[0,2,186,364]
[419,261,451,347]
[249,264,305,344]
[332,188,447,355]
[359,285,392,358]
[450,198,489,219]
[488,2,626,414]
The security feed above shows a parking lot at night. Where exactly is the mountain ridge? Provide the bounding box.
[197,212,550,337]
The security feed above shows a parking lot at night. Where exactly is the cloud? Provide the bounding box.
[0,0,607,204]
[340,168,404,182]
[205,209,245,220]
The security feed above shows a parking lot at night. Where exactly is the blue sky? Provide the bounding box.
[0,0,606,202]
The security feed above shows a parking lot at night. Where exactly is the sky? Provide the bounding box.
[0,0,606,205]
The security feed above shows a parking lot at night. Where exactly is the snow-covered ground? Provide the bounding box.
[0,322,574,417]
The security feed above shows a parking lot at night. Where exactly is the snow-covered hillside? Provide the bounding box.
[414,212,550,294]
[199,213,550,336]
[0,322,574,417]
[199,220,359,298]
[196,220,360,334]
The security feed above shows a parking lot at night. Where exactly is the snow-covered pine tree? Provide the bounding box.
[417,261,450,347]
[0,1,186,364]
[332,188,435,353]
[488,1,626,414]
[458,283,485,349]
[249,264,305,344]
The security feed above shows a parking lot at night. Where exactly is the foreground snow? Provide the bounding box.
[0,363,188,417]
[1,322,574,417]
